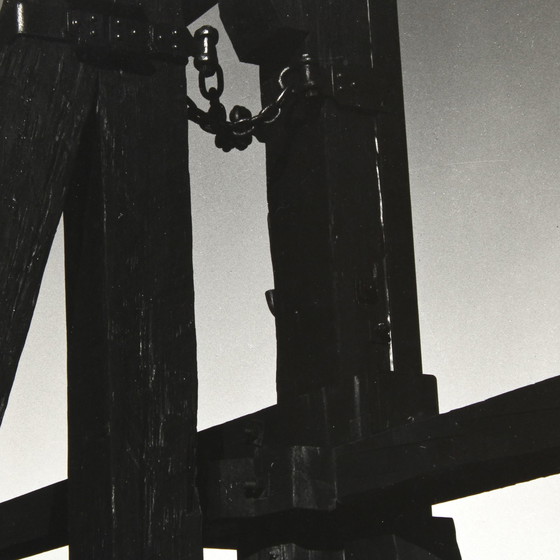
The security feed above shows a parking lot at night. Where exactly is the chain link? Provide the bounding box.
[186,63,295,151]
[232,80,292,136]
[187,25,321,151]
[198,64,225,101]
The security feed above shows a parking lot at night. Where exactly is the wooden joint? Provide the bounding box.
[0,2,195,66]
[218,0,308,65]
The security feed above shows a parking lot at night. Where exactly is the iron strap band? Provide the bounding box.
[0,1,195,63]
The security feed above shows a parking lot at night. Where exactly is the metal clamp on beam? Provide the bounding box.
[328,64,391,114]
[0,1,195,64]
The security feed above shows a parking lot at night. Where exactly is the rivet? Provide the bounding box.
[243,480,263,499]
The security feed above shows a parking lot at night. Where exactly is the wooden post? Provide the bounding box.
[0,0,198,557]
[0,2,447,559]
[221,0,423,403]
[64,62,202,559]
[218,0,454,557]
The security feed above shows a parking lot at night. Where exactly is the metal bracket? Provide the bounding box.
[0,2,194,64]
[328,64,391,114]
[258,62,392,115]
[203,445,336,520]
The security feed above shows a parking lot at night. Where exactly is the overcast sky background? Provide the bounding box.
[0,1,559,559]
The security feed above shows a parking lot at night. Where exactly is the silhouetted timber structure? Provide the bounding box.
[1,1,559,559]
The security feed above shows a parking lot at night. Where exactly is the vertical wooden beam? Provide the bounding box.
[221,0,423,403]
[0,36,95,426]
[270,0,422,400]
[64,61,201,559]
[219,1,455,558]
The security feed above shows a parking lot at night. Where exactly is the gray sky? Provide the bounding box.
[0,1,559,559]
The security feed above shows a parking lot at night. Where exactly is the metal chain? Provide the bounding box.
[231,77,293,136]
[187,24,321,151]
[186,63,296,151]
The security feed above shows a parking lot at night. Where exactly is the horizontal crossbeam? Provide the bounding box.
[0,482,67,560]
[2,375,560,558]
[336,374,560,506]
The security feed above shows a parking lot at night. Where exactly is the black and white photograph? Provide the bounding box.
[0,1,559,559]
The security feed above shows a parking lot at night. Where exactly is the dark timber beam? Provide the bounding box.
[4,375,560,558]
[336,374,560,506]
[0,482,67,560]
[0,34,96,428]
[62,4,202,558]
[218,2,435,555]
[1,3,202,560]
[220,0,424,403]
[183,0,219,24]
[63,61,201,560]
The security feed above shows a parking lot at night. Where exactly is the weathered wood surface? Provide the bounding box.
[183,0,219,24]
[0,35,96,426]
[0,481,67,560]
[64,61,201,560]
[218,1,437,557]
[0,0,201,557]
[221,0,423,403]
[4,374,560,557]
[336,374,560,506]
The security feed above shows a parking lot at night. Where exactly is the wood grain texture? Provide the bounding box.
[0,2,200,558]
[5,372,560,555]
[0,35,96,426]
[70,0,218,24]
[218,1,434,557]
[64,59,201,560]
[220,0,423,402]
[336,374,560,507]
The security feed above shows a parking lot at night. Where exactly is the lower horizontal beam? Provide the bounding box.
[4,375,560,557]
[0,481,67,560]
